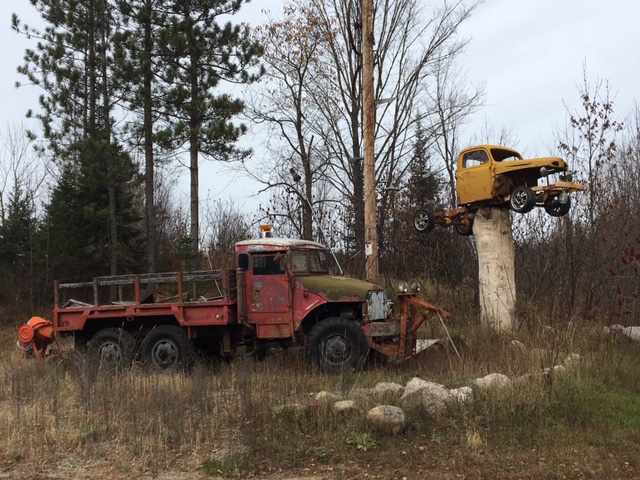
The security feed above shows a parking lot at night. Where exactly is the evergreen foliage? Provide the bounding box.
[11,0,261,287]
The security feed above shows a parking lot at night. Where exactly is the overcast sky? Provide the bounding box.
[2,0,638,211]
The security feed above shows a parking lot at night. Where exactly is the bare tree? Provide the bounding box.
[244,0,481,279]
[558,66,623,226]
[0,123,44,221]
[201,198,251,269]
[312,0,482,270]
[244,3,330,240]
[430,58,484,208]
[517,69,626,318]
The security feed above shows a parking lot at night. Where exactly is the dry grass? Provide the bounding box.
[2,311,640,479]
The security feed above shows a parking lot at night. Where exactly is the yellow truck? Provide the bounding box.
[414,145,585,235]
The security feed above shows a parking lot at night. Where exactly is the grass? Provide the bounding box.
[1,315,640,478]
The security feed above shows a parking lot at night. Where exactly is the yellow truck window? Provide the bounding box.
[462,150,488,168]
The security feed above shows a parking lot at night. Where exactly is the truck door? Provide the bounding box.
[456,149,492,204]
[246,252,292,328]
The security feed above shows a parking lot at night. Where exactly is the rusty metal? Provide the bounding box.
[366,294,450,361]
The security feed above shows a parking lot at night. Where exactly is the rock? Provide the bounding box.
[371,382,404,400]
[400,379,451,415]
[402,377,446,398]
[366,405,406,434]
[447,386,474,406]
[543,365,566,374]
[474,373,510,388]
[315,391,340,403]
[563,353,583,367]
[334,400,357,413]
[623,326,640,341]
[604,325,640,341]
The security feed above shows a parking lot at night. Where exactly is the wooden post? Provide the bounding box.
[362,0,378,285]
[474,208,516,330]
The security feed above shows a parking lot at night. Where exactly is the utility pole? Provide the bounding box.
[362,0,378,285]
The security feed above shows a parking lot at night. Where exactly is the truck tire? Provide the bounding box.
[413,209,436,233]
[307,317,369,372]
[509,186,536,214]
[455,215,474,236]
[88,328,136,371]
[544,195,571,217]
[140,325,194,371]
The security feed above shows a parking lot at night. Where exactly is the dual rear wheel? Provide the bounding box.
[88,325,194,371]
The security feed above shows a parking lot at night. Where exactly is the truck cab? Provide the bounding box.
[234,233,399,369]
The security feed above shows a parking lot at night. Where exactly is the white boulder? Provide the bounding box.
[474,373,510,388]
[366,405,406,434]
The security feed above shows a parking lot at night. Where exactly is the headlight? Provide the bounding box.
[559,192,569,204]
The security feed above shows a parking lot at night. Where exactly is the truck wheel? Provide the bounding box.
[455,215,474,236]
[88,328,136,371]
[413,209,436,233]
[509,186,536,214]
[140,325,194,371]
[307,317,368,372]
[544,195,571,217]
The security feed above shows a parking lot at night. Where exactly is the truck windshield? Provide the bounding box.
[291,250,329,274]
[491,148,522,162]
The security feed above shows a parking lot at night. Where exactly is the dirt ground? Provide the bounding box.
[0,454,329,480]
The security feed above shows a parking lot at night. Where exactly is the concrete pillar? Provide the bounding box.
[473,207,515,330]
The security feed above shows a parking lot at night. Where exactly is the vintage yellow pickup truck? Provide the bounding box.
[414,145,585,235]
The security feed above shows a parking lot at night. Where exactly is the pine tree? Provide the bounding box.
[407,123,442,208]
[113,0,170,273]
[0,187,39,314]
[155,0,263,268]
[39,139,144,282]
[14,0,143,282]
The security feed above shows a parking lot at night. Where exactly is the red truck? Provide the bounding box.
[31,227,445,372]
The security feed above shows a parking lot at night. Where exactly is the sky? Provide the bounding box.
[1,0,638,214]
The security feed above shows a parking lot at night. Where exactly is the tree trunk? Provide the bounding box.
[189,30,200,271]
[474,207,515,330]
[190,138,199,271]
[143,0,156,274]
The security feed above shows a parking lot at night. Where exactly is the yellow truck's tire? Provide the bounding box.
[509,186,536,214]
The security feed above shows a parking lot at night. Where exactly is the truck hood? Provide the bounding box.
[494,156,567,175]
[296,275,382,301]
